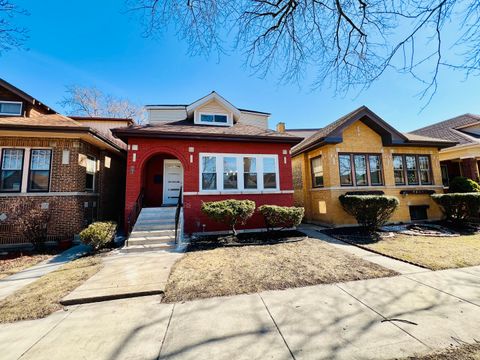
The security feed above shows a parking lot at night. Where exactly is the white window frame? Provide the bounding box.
[199,153,280,193]
[196,112,233,127]
[0,101,23,116]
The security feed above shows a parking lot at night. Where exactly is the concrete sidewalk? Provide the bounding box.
[1,265,479,360]
[61,250,183,305]
[0,244,90,301]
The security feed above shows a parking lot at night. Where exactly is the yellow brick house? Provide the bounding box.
[290,106,456,226]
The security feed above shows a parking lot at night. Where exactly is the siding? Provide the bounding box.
[194,99,233,124]
[238,112,268,129]
[148,108,187,124]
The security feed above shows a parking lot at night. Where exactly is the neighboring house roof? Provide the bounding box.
[146,91,271,116]
[292,106,455,156]
[284,128,321,139]
[112,119,303,144]
[410,114,480,145]
[0,78,56,114]
[70,116,135,125]
[0,114,127,152]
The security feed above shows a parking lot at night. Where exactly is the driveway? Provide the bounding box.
[1,265,479,360]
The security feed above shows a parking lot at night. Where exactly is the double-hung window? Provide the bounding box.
[339,153,384,187]
[200,154,278,191]
[0,149,24,192]
[310,156,324,188]
[28,149,52,192]
[85,155,96,191]
[393,154,432,186]
[0,101,22,116]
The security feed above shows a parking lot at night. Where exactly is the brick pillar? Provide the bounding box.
[461,158,479,181]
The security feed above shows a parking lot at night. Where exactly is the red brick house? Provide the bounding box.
[113,92,302,236]
[0,79,129,248]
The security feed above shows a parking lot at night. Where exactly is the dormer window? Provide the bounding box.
[0,101,22,116]
[199,113,229,125]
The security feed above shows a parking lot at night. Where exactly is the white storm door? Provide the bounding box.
[163,160,183,205]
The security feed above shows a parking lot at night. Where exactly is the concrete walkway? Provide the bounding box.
[299,224,430,275]
[61,250,183,305]
[1,265,479,360]
[0,244,91,301]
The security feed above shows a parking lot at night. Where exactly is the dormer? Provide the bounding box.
[146,91,270,129]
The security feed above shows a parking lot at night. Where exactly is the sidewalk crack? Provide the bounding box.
[157,303,175,359]
[259,294,296,360]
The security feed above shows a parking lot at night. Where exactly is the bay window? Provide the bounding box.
[0,149,24,192]
[28,149,52,192]
[339,153,384,186]
[200,154,278,191]
[393,154,432,186]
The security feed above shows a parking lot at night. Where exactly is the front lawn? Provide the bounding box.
[404,342,480,359]
[0,256,102,323]
[162,236,397,303]
[325,228,480,270]
[0,253,53,280]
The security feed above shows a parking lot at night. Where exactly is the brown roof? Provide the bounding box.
[113,119,303,144]
[410,114,480,145]
[71,116,134,125]
[292,106,456,156]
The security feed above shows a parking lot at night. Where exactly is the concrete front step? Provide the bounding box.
[128,236,175,246]
[129,229,175,239]
[135,220,175,226]
[133,224,176,231]
[121,243,177,253]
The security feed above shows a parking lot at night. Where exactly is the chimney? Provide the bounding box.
[276,122,286,133]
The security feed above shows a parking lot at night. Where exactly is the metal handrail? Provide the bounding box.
[127,188,144,235]
[174,186,183,243]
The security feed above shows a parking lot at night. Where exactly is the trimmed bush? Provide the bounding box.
[432,193,480,223]
[339,195,399,232]
[80,221,117,250]
[258,205,304,231]
[201,199,256,235]
[448,176,480,193]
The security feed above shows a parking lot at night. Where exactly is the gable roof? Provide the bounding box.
[112,119,302,144]
[0,78,56,114]
[292,106,455,156]
[410,114,480,146]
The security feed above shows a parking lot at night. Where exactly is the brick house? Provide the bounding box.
[289,106,455,226]
[0,79,129,248]
[112,92,302,235]
[411,114,480,186]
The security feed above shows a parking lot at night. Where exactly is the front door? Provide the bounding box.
[163,160,183,205]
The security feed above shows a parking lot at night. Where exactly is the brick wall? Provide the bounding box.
[124,137,295,234]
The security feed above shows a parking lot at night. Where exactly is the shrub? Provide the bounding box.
[201,199,256,235]
[448,177,480,193]
[258,205,304,231]
[80,221,117,250]
[432,193,480,223]
[339,195,399,232]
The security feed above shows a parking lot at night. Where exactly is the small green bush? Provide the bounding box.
[448,177,480,193]
[432,193,480,223]
[80,221,117,250]
[339,195,399,232]
[258,205,304,231]
[201,199,256,235]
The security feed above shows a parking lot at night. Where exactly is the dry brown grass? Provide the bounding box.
[404,343,480,359]
[163,238,397,303]
[0,256,102,323]
[363,234,480,270]
[0,254,52,280]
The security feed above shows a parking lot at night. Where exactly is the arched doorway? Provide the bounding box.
[143,154,183,207]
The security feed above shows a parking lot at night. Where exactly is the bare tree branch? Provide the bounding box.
[0,0,28,54]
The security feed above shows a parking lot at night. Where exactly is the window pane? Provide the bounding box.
[86,157,96,174]
[263,157,277,189]
[369,155,383,185]
[441,165,449,187]
[0,102,21,115]
[223,157,237,189]
[29,150,51,192]
[31,150,51,170]
[214,115,227,123]
[311,156,324,187]
[0,149,23,192]
[200,114,214,122]
[393,155,405,185]
[86,173,94,190]
[202,156,216,172]
[2,149,23,170]
[339,155,352,185]
[29,170,50,191]
[419,156,431,184]
[202,173,217,190]
[263,158,276,173]
[354,155,367,186]
[244,157,257,189]
[405,155,419,184]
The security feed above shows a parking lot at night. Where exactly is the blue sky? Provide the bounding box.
[2,0,480,131]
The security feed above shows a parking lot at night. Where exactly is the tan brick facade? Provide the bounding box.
[293,121,444,226]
